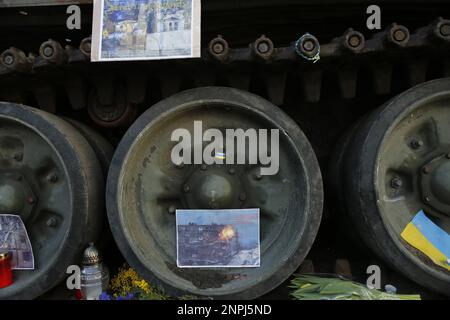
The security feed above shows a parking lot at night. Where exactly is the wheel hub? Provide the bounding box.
[183,165,243,209]
[421,154,450,216]
[0,172,36,221]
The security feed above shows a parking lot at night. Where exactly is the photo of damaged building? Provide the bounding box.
[178,223,239,266]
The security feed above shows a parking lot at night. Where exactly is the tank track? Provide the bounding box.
[0,18,449,114]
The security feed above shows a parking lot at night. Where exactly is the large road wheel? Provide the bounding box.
[334,78,450,296]
[0,103,103,299]
[107,87,323,299]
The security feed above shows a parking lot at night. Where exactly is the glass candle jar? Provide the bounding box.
[0,251,13,289]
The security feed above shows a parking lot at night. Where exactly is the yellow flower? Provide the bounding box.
[110,265,168,300]
[133,279,151,294]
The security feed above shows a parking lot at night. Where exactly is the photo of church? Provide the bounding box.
[92,0,200,61]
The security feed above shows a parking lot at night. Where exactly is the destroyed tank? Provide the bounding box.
[0,0,449,299]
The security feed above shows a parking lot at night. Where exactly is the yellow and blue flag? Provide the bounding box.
[401,210,450,271]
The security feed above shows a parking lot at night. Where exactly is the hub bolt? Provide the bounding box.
[391,177,403,189]
[254,172,262,180]
[422,166,431,174]
[424,196,431,203]
[183,185,190,193]
[201,164,207,171]
[410,139,423,149]
[46,217,57,228]
[47,173,58,183]
[27,196,35,204]
[228,168,235,175]
[239,192,247,201]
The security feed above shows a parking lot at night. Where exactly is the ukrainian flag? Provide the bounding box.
[401,210,450,271]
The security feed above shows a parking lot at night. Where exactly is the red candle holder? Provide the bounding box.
[0,251,13,289]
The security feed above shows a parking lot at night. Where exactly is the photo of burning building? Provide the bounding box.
[176,209,260,267]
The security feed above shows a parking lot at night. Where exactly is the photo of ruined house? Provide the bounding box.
[176,209,260,267]
[92,0,201,61]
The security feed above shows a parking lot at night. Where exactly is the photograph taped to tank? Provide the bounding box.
[0,214,34,270]
[91,0,201,61]
[176,209,260,268]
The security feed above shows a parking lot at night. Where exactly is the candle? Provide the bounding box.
[0,251,13,289]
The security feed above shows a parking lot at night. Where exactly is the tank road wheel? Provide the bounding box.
[63,118,114,177]
[0,103,103,299]
[335,78,450,296]
[107,87,323,299]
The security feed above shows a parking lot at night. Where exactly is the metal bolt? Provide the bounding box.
[46,217,57,228]
[391,177,403,189]
[411,139,423,149]
[254,172,262,180]
[302,39,315,52]
[212,42,224,54]
[3,54,14,66]
[168,205,176,214]
[257,41,270,54]
[47,173,58,183]
[43,45,54,57]
[183,185,190,193]
[201,164,207,171]
[228,168,235,175]
[27,196,35,204]
[239,192,247,201]
[422,166,431,174]
[424,196,431,203]
[13,153,23,161]
[393,29,407,42]
[348,35,361,48]
[440,23,450,37]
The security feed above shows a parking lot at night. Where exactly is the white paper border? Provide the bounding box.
[91,0,201,62]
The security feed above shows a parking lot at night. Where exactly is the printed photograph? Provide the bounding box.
[0,214,34,270]
[92,0,201,61]
[176,209,260,268]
